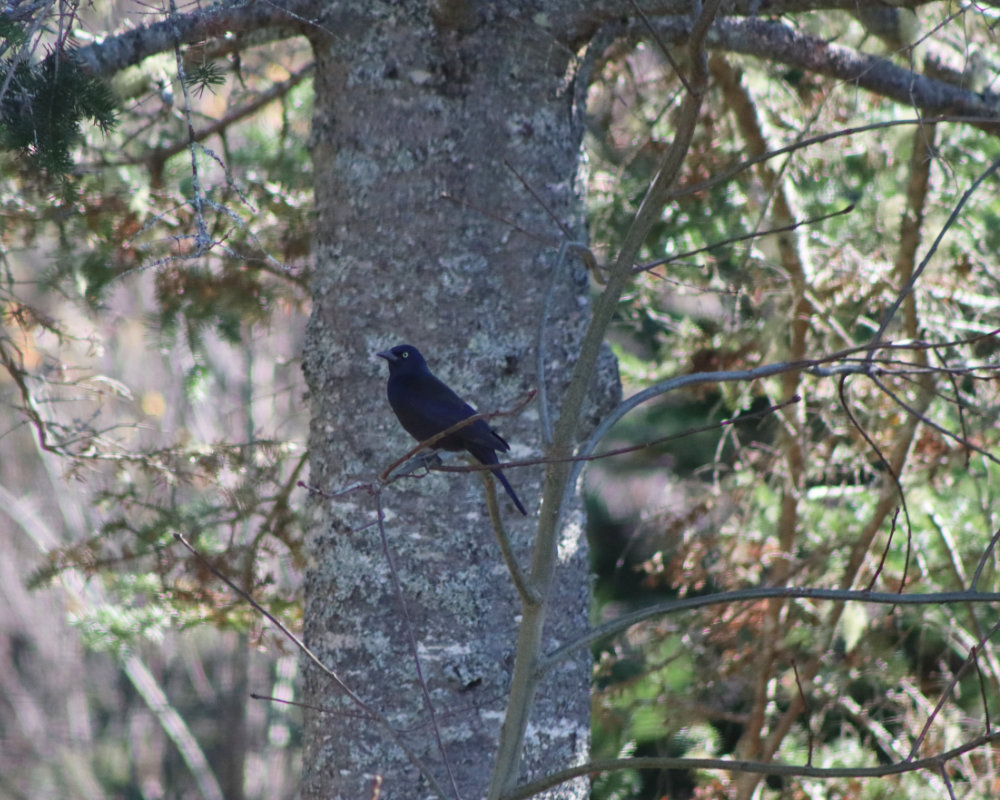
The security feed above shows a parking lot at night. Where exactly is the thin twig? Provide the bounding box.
[505,730,1000,800]
[969,527,1000,593]
[870,372,1000,467]
[973,646,991,733]
[908,618,1000,760]
[479,471,537,606]
[172,533,449,799]
[790,658,813,767]
[626,0,693,94]
[635,204,854,274]
[536,241,594,445]
[866,507,901,593]
[837,374,914,593]
[436,396,799,474]
[674,116,995,204]
[867,151,1000,360]
[938,762,958,800]
[439,192,556,247]
[503,159,573,239]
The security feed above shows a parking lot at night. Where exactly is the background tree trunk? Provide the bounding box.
[300,4,608,797]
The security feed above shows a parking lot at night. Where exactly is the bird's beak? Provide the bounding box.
[376,349,396,362]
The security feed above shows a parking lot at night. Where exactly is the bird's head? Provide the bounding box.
[377,343,428,374]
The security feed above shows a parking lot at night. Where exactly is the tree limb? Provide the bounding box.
[628,15,1000,134]
[73,0,314,78]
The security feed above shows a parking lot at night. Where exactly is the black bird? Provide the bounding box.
[377,344,528,516]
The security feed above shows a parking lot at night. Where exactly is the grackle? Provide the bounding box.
[377,344,528,516]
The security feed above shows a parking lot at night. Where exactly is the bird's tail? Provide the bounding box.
[494,469,528,516]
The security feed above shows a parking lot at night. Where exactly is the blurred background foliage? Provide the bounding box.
[2,1,1000,798]
[1,3,313,796]
[585,6,1000,799]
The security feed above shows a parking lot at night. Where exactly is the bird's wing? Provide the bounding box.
[389,373,509,452]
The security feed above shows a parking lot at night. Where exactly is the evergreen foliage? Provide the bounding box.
[0,27,117,175]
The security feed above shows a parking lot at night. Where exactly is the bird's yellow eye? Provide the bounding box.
[401,351,408,358]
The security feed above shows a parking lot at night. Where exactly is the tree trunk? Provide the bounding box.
[301,3,605,798]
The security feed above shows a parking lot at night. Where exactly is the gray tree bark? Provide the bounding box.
[300,3,612,798]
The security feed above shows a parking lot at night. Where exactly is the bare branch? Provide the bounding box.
[74,1,315,78]
[541,585,1000,673]
[631,16,1000,135]
[506,731,1000,800]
